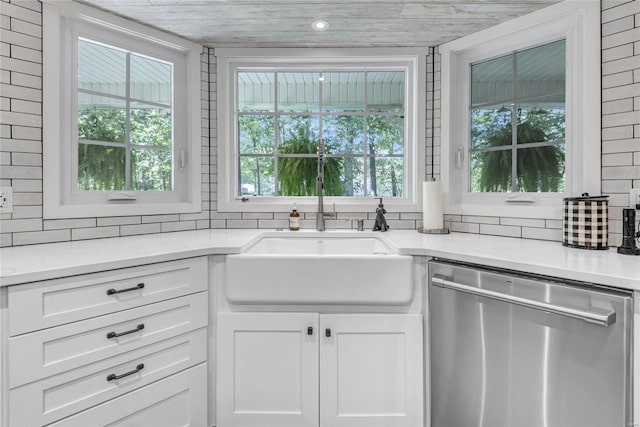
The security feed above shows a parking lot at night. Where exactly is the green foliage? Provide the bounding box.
[77,108,172,191]
[277,125,342,196]
[474,109,565,193]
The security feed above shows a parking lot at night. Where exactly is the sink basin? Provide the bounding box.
[226,232,414,305]
[244,234,395,255]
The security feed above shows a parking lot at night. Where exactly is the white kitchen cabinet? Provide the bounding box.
[320,314,424,427]
[217,312,320,427]
[4,257,209,427]
[217,312,423,427]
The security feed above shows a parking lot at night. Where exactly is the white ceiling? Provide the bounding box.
[76,0,562,48]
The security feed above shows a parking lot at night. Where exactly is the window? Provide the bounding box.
[470,40,566,193]
[217,49,426,212]
[440,1,600,218]
[43,1,202,218]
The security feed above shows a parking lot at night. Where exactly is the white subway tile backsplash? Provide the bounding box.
[11,125,40,140]
[522,227,562,241]
[227,219,257,229]
[602,110,640,128]
[602,152,634,166]
[602,0,639,22]
[44,218,96,230]
[12,229,69,246]
[72,226,119,241]
[603,97,634,114]
[462,215,500,224]
[602,15,635,36]
[450,221,480,234]
[12,191,40,205]
[10,205,41,218]
[480,224,522,238]
[10,44,40,62]
[141,214,180,223]
[161,220,196,232]
[2,3,40,25]
[499,217,545,228]
[10,71,40,88]
[10,178,40,192]
[96,216,141,226]
[120,223,161,236]
[602,165,640,179]
[11,151,40,166]
[603,43,634,62]
[602,27,640,49]
[602,125,634,140]
[0,218,41,233]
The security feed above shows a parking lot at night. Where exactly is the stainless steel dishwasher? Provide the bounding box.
[429,259,634,427]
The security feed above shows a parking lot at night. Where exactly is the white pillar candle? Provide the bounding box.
[423,181,444,230]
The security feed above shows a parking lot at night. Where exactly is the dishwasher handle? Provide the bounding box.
[431,274,616,327]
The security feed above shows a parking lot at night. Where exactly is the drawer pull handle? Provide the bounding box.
[106,283,144,296]
[106,324,145,339]
[106,363,144,382]
[325,328,331,338]
[307,326,313,335]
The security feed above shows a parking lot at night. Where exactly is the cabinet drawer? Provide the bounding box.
[9,292,207,388]
[8,256,207,336]
[9,329,207,427]
[47,363,207,427]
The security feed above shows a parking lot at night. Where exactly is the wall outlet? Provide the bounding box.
[0,186,13,213]
[630,188,640,210]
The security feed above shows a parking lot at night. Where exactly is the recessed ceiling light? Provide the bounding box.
[312,20,329,31]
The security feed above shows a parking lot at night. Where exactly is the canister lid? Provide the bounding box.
[563,192,609,202]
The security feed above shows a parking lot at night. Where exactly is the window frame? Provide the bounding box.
[43,1,202,219]
[440,1,600,218]
[217,48,427,213]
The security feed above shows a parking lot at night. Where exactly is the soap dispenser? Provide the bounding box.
[289,202,300,231]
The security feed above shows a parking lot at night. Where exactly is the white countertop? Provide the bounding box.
[0,229,638,290]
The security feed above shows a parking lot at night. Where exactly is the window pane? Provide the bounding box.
[367,115,404,155]
[470,106,512,150]
[367,71,404,113]
[517,39,565,98]
[278,72,319,112]
[78,39,126,97]
[240,156,274,196]
[367,157,403,197]
[239,72,274,112]
[516,94,565,144]
[78,93,126,143]
[322,115,364,154]
[516,145,565,192]
[239,115,274,154]
[278,115,319,151]
[322,72,364,112]
[78,143,125,190]
[131,148,172,191]
[471,54,513,106]
[130,54,172,105]
[470,150,512,192]
[340,157,365,196]
[130,103,172,147]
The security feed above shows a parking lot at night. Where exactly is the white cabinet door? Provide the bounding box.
[217,312,319,427]
[320,314,424,427]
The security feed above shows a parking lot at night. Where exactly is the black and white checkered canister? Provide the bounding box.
[563,194,609,250]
